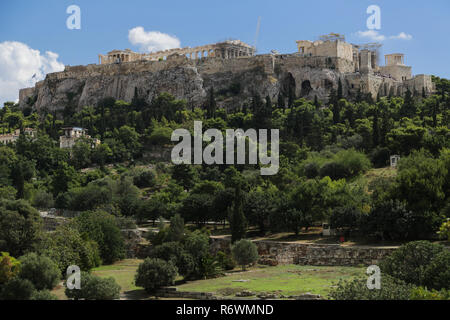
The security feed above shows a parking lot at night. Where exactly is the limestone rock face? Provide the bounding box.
[19,54,405,113]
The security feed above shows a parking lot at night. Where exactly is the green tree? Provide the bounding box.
[71,138,92,169]
[37,225,101,274]
[73,211,125,264]
[11,157,35,199]
[51,161,80,196]
[380,241,448,290]
[172,164,197,191]
[135,258,178,293]
[0,278,35,300]
[166,214,185,242]
[149,242,195,278]
[206,87,217,119]
[0,199,42,257]
[230,184,247,243]
[19,253,60,291]
[114,176,140,216]
[183,230,210,279]
[330,206,364,234]
[393,150,446,214]
[231,239,259,270]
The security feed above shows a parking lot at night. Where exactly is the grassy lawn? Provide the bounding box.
[52,259,145,300]
[52,260,363,300]
[92,259,143,293]
[176,264,365,298]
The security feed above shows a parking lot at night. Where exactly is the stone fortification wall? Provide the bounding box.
[19,52,428,115]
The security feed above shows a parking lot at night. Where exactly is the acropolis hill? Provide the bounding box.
[19,34,434,112]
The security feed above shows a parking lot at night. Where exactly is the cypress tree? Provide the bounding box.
[337,78,343,100]
[231,185,247,243]
[277,93,285,109]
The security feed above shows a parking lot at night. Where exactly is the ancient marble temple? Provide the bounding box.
[98,40,255,64]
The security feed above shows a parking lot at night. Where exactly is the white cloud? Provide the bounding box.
[0,41,64,106]
[389,32,413,40]
[355,30,386,42]
[354,30,413,42]
[128,27,181,52]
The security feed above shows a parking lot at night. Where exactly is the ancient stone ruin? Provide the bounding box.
[98,40,255,64]
[18,33,434,113]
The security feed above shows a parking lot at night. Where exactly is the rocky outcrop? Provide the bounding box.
[19,53,405,114]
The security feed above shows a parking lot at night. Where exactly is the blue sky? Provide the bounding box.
[1,0,449,104]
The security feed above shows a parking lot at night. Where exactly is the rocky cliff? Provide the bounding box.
[19,53,404,113]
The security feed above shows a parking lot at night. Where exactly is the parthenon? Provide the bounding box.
[99,40,255,64]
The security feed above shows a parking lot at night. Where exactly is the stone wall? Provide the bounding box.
[20,51,434,115]
[210,238,396,267]
[156,287,217,300]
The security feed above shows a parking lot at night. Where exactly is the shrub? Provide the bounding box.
[380,241,448,290]
[304,162,319,179]
[148,127,172,146]
[133,169,156,188]
[319,161,347,180]
[0,278,35,300]
[422,250,450,290]
[370,147,390,168]
[135,258,178,293]
[216,251,236,271]
[437,218,450,241]
[320,149,371,180]
[32,190,54,209]
[65,272,121,300]
[409,287,450,300]
[231,239,259,270]
[19,253,60,291]
[200,254,223,279]
[66,184,112,211]
[329,275,414,300]
[30,290,58,300]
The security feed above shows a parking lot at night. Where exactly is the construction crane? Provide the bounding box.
[253,16,261,54]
